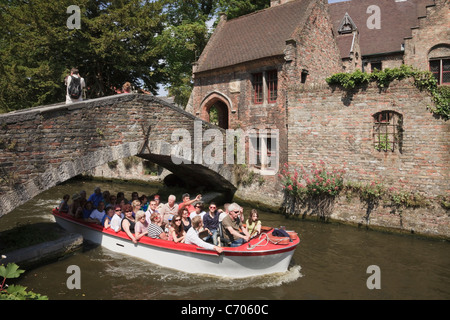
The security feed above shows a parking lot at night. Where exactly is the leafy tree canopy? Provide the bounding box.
[0,0,166,112]
[0,0,268,112]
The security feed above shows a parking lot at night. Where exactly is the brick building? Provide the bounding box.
[329,0,449,82]
[186,0,343,168]
[187,0,449,200]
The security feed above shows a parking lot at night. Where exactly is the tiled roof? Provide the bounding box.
[329,0,435,57]
[196,0,315,73]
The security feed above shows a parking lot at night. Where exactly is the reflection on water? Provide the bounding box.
[2,178,449,300]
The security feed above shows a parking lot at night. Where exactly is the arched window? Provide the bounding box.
[372,111,403,152]
[428,44,450,85]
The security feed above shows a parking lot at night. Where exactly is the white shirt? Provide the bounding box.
[219,211,228,222]
[89,209,105,222]
[190,211,206,220]
[110,213,124,232]
[65,74,86,104]
[185,227,215,251]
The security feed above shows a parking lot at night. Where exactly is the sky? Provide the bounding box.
[157,0,349,96]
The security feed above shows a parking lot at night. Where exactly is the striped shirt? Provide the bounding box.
[147,223,165,239]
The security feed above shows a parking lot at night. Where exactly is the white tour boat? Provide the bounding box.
[52,209,300,278]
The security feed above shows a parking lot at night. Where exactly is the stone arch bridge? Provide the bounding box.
[0,94,240,217]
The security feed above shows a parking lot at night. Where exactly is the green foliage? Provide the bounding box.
[0,0,274,111]
[374,134,389,151]
[345,181,386,203]
[217,0,269,20]
[344,181,429,210]
[326,65,449,120]
[0,263,24,280]
[158,0,217,107]
[0,0,166,112]
[0,263,48,300]
[281,161,430,217]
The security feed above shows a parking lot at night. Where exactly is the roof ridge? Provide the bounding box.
[225,0,311,23]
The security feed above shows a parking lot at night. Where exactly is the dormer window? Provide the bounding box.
[338,13,357,34]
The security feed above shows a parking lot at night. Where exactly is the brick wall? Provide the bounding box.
[404,0,450,70]
[0,94,236,217]
[291,0,343,84]
[287,79,449,197]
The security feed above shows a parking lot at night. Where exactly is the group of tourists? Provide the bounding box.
[58,187,262,253]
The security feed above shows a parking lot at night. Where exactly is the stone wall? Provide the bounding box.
[287,79,449,197]
[0,94,237,217]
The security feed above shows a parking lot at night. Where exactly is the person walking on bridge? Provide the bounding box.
[65,67,85,104]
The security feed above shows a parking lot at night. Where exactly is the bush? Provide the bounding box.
[0,263,48,300]
[279,160,345,200]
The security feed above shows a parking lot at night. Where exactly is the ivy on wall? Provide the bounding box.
[326,65,449,120]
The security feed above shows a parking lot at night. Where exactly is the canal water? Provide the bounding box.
[1,179,449,300]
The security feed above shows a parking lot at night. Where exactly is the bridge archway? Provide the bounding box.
[0,94,238,217]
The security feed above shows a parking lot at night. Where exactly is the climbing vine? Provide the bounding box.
[326,65,449,120]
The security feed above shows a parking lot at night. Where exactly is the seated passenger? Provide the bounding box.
[147,212,168,240]
[218,203,230,222]
[168,215,185,243]
[134,210,148,241]
[144,200,159,225]
[246,208,262,237]
[110,204,124,232]
[180,208,192,232]
[185,216,223,254]
[88,187,104,209]
[82,201,94,220]
[203,203,220,245]
[159,195,178,228]
[131,199,141,218]
[140,195,149,212]
[69,193,83,218]
[190,202,206,220]
[121,204,137,244]
[88,201,106,224]
[58,194,70,213]
[221,202,250,247]
[103,206,115,229]
[178,193,202,214]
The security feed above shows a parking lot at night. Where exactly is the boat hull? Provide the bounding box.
[53,212,299,278]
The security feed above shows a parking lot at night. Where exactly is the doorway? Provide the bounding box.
[207,100,229,129]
